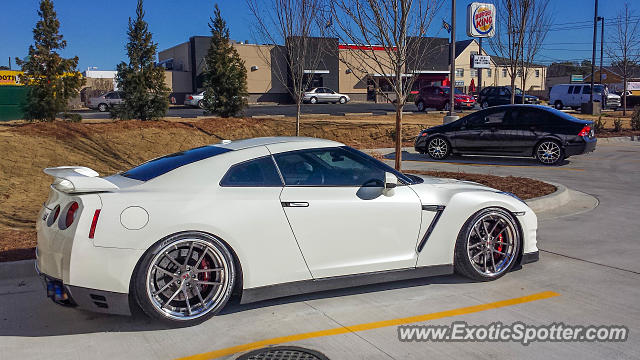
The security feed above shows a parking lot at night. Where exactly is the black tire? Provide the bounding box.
[197,100,205,109]
[426,136,451,160]
[454,207,521,281]
[444,102,451,111]
[309,97,317,104]
[535,139,564,165]
[339,96,347,104]
[132,232,235,325]
[554,101,563,110]
[481,101,489,109]
[416,101,426,112]
[98,103,108,112]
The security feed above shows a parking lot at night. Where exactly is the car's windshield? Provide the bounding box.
[514,88,523,95]
[443,88,464,95]
[593,85,604,93]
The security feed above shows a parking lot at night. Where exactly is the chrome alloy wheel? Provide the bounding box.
[466,211,518,277]
[536,141,561,164]
[427,137,449,159]
[145,238,231,321]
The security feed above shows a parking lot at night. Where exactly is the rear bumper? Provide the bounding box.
[565,138,597,157]
[36,263,131,315]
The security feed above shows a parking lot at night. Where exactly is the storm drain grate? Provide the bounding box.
[235,346,329,360]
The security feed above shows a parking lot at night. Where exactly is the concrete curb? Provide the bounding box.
[0,259,36,280]
[524,181,570,213]
[597,136,640,143]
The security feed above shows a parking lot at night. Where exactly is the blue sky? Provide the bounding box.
[0,0,634,71]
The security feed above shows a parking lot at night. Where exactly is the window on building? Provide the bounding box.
[487,68,492,77]
[455,68,464,77]
[535,69,540,78]
[502,68,507,78]
[517,68,523,77]
[470,69,478,77]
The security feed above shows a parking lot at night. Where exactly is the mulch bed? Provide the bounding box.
[406,170,556,200]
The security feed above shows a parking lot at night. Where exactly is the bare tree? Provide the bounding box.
[329,0,442,171]
[247,0,328,136]
[520,0,551,102]
[490,0,531,104]
[607,2,640,115]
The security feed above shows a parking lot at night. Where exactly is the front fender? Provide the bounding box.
[416,189,536,268]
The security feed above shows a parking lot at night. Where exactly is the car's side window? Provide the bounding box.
[582,85,592,94]
[274,148,385,187]
[485,111,507,125]
[573,86,582,94]
[498,88,509,96]
[220,156,283,187]
[567,86,574,94]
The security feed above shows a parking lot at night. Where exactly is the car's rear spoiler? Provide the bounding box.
[43,166,119,193]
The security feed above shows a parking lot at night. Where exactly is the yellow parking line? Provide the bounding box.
[176,290,560,360]
[404,159,585,171]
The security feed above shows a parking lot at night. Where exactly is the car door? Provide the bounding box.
[497,87,511,105]
[269,145,423,278]
[104,92,117,106]
[450,110,486,152]
[475,109,509,153]
[570,85,582,107]
[501,108,538,154]
[325,88,340,102]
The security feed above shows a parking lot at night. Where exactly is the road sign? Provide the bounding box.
[472,55,491,68]
[570,74,583,83]
[455,80,465,87]
[467,3,496,38]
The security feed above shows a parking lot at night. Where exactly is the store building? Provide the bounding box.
[158,36,547,104]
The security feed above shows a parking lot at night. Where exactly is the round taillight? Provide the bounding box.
[65,202,79,228]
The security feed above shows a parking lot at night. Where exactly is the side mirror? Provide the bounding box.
[383,172,398,196]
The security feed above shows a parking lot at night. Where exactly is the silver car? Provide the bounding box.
[185,91,206,108]
[87,91,124,112]
[303,87,350,104]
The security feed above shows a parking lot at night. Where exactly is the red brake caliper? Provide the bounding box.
[496,234,504,253]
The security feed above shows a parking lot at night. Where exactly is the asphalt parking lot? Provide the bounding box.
[1,141,639,359]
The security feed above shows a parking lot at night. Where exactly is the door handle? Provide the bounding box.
[281,202,309,208]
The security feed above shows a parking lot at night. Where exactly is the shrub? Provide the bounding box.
[593,114,605,132]
[614,118,623,132]
[62,113,82,122]
[631,106,640,131]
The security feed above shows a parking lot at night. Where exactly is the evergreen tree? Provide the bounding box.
[203,5,248,118]
[16,0,84,122]
[114,0,169,120]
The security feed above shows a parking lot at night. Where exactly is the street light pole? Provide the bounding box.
[599,16,604,105]
[449,0,456,117]
[590,0,598,104]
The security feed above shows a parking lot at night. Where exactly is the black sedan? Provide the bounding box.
[414,105,597,165]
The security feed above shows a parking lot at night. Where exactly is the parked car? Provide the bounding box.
[302,88,350,104]
[184,91,206,109]
[477,86,540,108]
[87,91,124,112]
[36,137,538,325]
[415,105,596,165]
[549,84,617,110]
[414,86,476,111]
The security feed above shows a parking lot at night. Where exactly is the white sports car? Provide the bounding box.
[36,137,538,325]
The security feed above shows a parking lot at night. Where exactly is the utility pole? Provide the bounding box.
[590,0,598,104]
[449,0,456,117]
[599,16,604,105]
[478,38,483,95]
[8,57,11,70]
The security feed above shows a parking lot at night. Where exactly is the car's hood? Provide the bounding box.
[524,94,538,100]
[608,93,620,99]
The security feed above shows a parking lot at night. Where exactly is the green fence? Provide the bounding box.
[0,86,28,121]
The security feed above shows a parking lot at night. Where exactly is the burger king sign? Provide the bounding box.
[466,2,496,38]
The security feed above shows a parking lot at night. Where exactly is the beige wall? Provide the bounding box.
[454,40,546,91]
[233,43,288,94]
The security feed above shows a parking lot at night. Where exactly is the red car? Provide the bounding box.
[414,86,476,111]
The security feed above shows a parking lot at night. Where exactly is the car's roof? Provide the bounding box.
[215,136,344,150]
